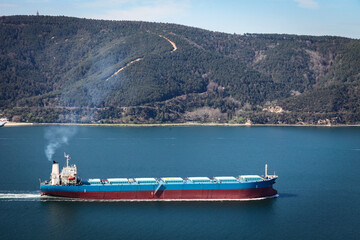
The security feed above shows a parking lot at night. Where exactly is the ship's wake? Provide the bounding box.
[0,192,42,201]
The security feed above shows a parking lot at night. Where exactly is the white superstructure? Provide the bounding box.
[50,153,77,185]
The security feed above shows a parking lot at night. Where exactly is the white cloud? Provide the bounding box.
[294,0,319,9]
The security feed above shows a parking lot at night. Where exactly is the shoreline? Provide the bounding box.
[3,121,360,127]
[4,122,34,127]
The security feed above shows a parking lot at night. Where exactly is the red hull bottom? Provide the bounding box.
[42,187,278,200]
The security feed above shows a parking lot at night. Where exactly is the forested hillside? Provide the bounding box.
[1,15,359,124]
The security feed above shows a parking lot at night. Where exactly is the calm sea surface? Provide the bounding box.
[0,126,359,240]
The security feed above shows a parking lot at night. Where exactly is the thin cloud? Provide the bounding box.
[294,0,319,9]
[86,0,190,22]
[79,0,131,9]
[0,3,19,8]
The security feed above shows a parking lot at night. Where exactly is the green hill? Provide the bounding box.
[1,15,359,124]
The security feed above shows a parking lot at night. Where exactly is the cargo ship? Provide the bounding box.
[40,153,278,201]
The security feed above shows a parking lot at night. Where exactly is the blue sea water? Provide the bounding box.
[0,126,359,240]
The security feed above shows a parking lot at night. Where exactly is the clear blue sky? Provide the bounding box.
[1,0,359,39]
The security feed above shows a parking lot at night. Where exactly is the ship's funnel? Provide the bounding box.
[51,161,60,185]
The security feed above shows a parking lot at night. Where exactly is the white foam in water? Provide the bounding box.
[0,192,41,200]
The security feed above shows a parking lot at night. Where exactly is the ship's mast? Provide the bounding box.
[265,164,268,178]
[64,152,70,167]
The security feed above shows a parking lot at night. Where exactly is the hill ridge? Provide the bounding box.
[0,15,359,124]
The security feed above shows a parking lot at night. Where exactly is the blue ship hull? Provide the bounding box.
[41,178,278,200]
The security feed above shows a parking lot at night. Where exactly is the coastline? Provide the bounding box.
[4,121,34,127]
[3,121,360,127]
